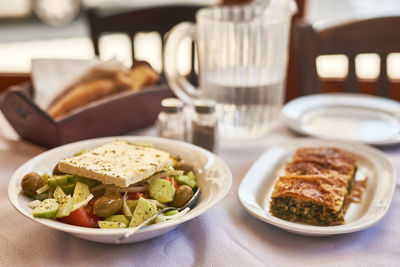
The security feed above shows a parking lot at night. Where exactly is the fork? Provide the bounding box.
[118,188,200,242]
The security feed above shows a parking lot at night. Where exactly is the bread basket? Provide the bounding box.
[0,81,173,148]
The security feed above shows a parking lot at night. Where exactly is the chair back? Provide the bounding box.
[294,16,400,98]
[87,5,204,76]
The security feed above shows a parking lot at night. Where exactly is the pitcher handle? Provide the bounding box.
[164,22,200,104]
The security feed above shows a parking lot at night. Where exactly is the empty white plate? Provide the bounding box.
[282,93,400,145]
[237,138,396,236]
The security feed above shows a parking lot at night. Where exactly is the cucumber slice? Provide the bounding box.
[28,200,42,209]
[164,210,179,216]
[72,182,90,204]
[98,221,127,229]
[32,199,59,218]
[126,200,138,213]
[129,198,157,227]
[60,182,75,195]
[75,176,99,188]
[56,195,73,218]
[48,175,75,187]
[105,215,130,226]
[176,172,197,189]
[149,178,175,203]
[72,194,93,211]
[53,186,67,203]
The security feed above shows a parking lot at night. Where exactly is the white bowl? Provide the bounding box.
[8,136,232,244]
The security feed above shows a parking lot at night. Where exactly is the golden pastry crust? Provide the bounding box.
[292,147,356,176]
[285,161,330,176]
[270,147,357,225]
[271,175,348,212]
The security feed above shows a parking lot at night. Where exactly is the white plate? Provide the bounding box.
[8,136,232,244]
[282,93,400,145]
[237,138,396,236]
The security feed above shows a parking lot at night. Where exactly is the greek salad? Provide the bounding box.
[20,142,198,229]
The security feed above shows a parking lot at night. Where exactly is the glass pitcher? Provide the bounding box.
[164,0,297,139]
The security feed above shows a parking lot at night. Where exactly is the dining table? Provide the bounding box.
[1,111,399,267]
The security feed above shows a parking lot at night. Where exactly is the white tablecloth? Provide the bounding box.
[1,113,399,267]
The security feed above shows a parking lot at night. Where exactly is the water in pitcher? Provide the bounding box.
[201,71,285,139]
[164,1,296,139]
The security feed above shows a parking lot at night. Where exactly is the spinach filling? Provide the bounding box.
[270,168,356,226]
[270,197,344,226]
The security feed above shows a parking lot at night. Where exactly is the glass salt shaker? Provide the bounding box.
[191,99,217,152]
[157,98,186,141]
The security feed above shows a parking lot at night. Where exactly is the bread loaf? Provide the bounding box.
[47,79,117,119]
[47,63,160,120]
[116,64,160,91]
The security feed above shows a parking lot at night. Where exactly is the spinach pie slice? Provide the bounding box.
[270,147,357,226]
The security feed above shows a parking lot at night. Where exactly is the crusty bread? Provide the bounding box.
[116,64,160,91]
[47,78,117,119]
[47,63,160,120]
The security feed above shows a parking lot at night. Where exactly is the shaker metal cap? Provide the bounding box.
[194,99,216,113]
[161,98,184,113]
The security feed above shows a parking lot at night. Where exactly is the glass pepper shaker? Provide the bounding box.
[191,99,217,152]
[157,98,186,141]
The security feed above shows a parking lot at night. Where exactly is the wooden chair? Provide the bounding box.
[0,73,30,94]
[294,16,400,99]
[86,5,205,80]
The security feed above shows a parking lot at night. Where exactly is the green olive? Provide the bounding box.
[93,194,123,218]
[171,185,194,208]
[21,172,45,197]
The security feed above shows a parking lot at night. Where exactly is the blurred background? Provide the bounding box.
[0,0,399,98]
[0,0,216,74]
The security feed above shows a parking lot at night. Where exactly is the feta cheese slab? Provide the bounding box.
[58,140,173,187]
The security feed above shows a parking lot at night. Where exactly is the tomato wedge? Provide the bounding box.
[127,192,148,200]
[59,199,99,228]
